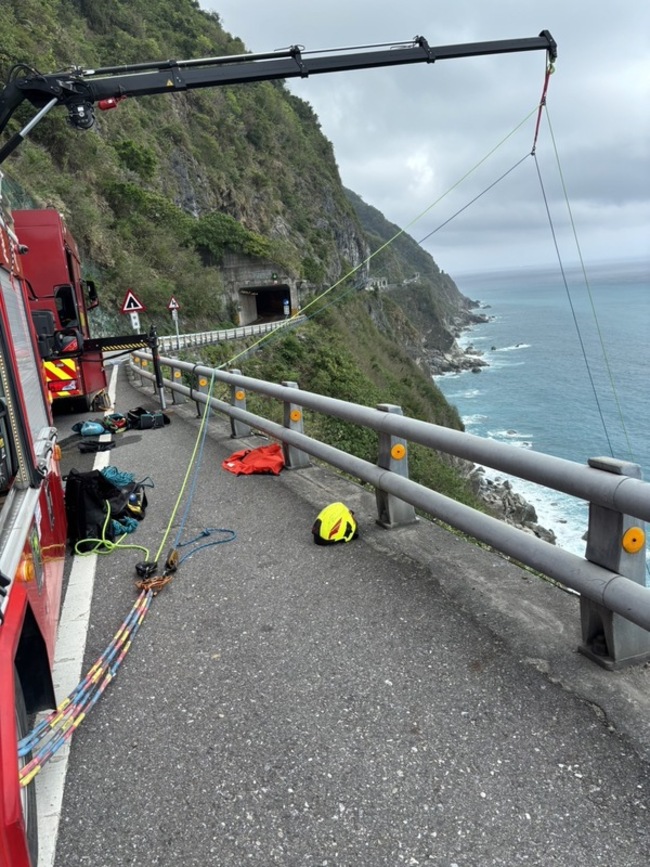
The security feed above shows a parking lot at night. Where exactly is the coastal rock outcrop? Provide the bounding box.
[427,306,492,375]
[468,469,557,544]
[428,338,489,375]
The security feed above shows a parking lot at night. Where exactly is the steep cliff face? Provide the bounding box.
[344,189,483,370]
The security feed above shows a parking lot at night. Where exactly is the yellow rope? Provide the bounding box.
[152,368,217,563]
[73,499,151,559]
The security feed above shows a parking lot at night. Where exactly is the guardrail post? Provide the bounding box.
[375,404,417,528]
[141,362,157,395]
[229,369,251,438]
[194,371,211,417]
[136,356,152,389]
[169,361,184,404]
[281,381,310,469]
[144,358,158,394]
[131,354,144,386]
[580,457,650,669]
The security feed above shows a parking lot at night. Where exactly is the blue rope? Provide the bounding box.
[173,373,216,547]
[170,370,237,561]
[101,466,136,487]
[111,515,140,536]
[177,528,237,565]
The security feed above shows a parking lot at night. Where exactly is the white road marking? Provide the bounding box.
[35,365,119,867]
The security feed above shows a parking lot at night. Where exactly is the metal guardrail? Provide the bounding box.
[157,316,306,353]
[129,352,650,669]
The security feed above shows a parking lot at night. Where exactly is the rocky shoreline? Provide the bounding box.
[428,305,492,376]
[434,303,558,545]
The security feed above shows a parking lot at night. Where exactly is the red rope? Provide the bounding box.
[531,61,554,154]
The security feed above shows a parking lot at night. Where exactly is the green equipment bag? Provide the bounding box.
[311,502,358,545]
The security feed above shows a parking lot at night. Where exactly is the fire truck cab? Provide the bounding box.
[12,208,106,411]
[0,196,67,865]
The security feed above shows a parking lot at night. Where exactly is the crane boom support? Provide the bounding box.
[0,31,556,164]
[82,34,556,98]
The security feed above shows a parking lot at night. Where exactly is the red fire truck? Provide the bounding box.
[0,197,67,866]
[12,209,106,411]
[15,206,156,414]
[0,30,556,866]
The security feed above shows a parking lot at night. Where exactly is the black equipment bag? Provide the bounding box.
[127,407,168,430]
[64,469,133,552]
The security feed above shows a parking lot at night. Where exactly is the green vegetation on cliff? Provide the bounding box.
[1,0,359,324]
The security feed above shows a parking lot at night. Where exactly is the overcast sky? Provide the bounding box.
[201,1,649,276]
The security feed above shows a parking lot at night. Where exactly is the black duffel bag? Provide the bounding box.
[64,468,141,553]
[127,406,169,430]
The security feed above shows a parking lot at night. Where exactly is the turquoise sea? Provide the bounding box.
[435,259,650,557]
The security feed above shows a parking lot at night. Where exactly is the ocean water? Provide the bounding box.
[434,259,650,558]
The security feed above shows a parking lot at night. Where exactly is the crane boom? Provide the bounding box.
[0,31,556,164]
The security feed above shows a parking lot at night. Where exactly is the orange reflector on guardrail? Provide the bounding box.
[622,527,646,554]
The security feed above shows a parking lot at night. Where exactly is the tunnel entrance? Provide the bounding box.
[239,283,291,325]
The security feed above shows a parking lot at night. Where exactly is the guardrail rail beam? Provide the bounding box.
[128,351,650,666]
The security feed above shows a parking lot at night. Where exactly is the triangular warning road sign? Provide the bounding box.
[121,289,146,313]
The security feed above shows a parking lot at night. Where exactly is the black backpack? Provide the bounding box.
[64,468,139,553]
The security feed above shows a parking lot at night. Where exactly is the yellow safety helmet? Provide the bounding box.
[311,502,358,545]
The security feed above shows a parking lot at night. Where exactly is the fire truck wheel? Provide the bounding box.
[15,670,38,865]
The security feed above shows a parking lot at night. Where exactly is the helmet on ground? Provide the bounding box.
[311,502,358,545]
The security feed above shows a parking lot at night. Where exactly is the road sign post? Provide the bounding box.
[121,289,146,332]
[168,296,181,349]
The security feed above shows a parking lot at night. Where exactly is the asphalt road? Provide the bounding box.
[49,361,650,866]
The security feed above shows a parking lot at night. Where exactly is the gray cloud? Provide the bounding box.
[203,1,650,274]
